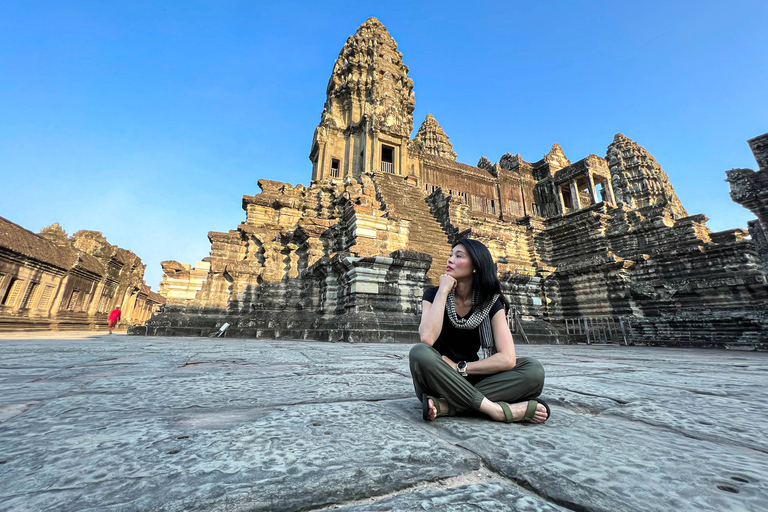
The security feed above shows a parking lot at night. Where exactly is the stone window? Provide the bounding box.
[2,278,24,307]
[330,158,340,178]
[560,184,574,212]
[20,282,39,309]
[67,290,82,311]
[595,182,605,201]
[576,177,592,206]
[380,145,394,173]
[38,286,55,311]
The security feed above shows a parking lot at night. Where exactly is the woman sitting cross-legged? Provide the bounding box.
[410,238,550,424]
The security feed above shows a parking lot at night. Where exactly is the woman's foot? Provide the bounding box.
[422,394,453,421]
[482,399,549,423]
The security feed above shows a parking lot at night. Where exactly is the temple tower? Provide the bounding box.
[413,114,457,161]
[606,134,688,219]
[309,18,415,181]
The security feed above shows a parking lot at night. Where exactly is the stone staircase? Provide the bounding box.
[372,172,451,284]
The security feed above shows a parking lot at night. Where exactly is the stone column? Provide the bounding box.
[569,179,581,210]
[585,172,597,205]
[605,177,617,205]
[345,135,353,179]
[48,275,69,319]
[87,280,106,316]
[317,141,327,181]
[556,184,566,216]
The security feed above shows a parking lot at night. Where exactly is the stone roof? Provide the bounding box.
[0,216,75,270]
[73,251,105,276]
[0,216,107,276]
[418,152,496,181]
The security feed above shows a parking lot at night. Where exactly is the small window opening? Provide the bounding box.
[576,176,591,206]
[380,145,394,173]
[491,200,496,215]
[38,285,55,311]
[596,182,607,202]
[20,282,39,309]
[2,278,23,307]
[67,290,81,311]
[560,184,574,212]
[330,158,340,178]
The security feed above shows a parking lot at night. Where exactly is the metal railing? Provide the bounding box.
[380,161,394,173]
[564,317,630,345]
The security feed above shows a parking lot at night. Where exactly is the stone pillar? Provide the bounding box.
[48,275,70,319]
[556,184,566,216]
[569,179,581,210]
[87,280,106,316]
[315,140,326,181]
[585,172,597,205]
[605,177,617,205]
[345,136,353,179]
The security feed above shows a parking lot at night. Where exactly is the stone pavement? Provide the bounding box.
[0,333,766,512]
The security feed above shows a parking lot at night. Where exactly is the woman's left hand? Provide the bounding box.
[441,355,457,370]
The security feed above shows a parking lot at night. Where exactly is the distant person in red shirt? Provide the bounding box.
[108,306,122,334]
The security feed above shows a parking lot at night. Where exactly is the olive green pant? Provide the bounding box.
[409,343,545,413]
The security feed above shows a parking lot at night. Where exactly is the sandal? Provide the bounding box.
[499,399,551,423]
[421,393,456,421]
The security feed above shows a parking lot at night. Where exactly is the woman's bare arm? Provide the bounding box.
[441,309,517,374]
[418,275,455,345]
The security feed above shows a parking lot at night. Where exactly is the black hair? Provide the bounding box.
[452,238,510,312]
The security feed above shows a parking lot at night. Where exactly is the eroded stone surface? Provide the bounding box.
[332,483,569,511]
[1,335,767,511]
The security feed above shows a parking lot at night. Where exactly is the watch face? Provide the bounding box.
[458,361,466,370]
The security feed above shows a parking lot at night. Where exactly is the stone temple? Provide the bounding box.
[145,18,768,347]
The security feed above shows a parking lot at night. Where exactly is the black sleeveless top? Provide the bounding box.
[422,286,504,363]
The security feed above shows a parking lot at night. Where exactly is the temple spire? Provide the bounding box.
[606,133,688,219]
[309,18,415,181]
[413,114,457,161]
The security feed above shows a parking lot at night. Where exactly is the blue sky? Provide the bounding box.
[1,1,766,289]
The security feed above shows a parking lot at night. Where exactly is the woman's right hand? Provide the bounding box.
[438,274,457,295]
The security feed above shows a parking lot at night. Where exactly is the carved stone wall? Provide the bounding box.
[607,134,688,220]
[413,114,457,161]
[728,132,768,273]
[0,218,164,331]
[159,260,210,305]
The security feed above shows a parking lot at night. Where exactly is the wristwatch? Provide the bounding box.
[457,361,467,377]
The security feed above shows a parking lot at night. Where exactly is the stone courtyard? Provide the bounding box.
[1,332,766,511]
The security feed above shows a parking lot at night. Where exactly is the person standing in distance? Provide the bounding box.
[108,305,121,334]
